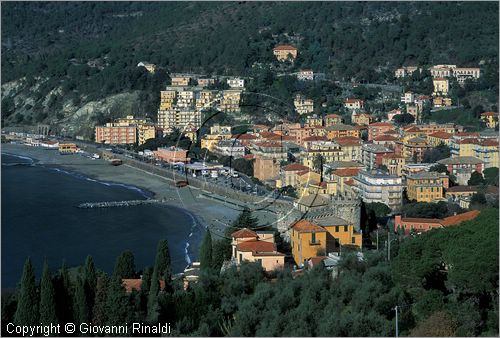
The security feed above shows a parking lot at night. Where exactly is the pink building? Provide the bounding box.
[153,147,190,163]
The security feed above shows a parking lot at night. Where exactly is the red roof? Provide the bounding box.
[333,168,360,177]
[291,219,327,233]
[303,135,327,142]
[233,133,257,140]
[382,153,405,159]
[258,141,282,148]
[481,111,499,117]
[455,132,480,137]
[429,131,453,139]
[122,279,166,293]
[309,256,327,267]
[284,163,310,171]
[334,136,361,145]
[373,135,398,142]
[440,210,480,226]
[344,179,355,186]
[400,217,442,224]
[326,114,341,118]
[260,131,281,139]
[478,139,498,147]
[345,98,364,104]
[369,122,394,127]
[273,44,297,51]
[232,228,258,239]
[243,154,255,160]
[434,77,448,81]
[405,126,422,133]
[236,240,277,253]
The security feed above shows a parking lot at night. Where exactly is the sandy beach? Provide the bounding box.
[2,143,277,237]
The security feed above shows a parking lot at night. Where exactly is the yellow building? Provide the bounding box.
[219,90,241,113]
[59,143,77,154]
[433,78,449,96]
[326,124,360,140]
[382,154,406,176]
[282,163,310,187]
[352,113,373,126]
[302,141,344,169]
[402,126,427,142]
[160,90,177,110]
[313,216,362,250]
[406,171,449,202]
[273,44,298,62]
[171,76,191,86]
[450,138,476,157]
[474,139,499,168]
[196,90,216,110]
[402,137,431,162]
[200,133,232,151]
[137,62,157,74]
[427,131,453,147]
[480,112,499,129]
[137,124,156,145]
[333,137,362,162]
[304,115,323,127]
[330,168,360,194]
[325,114,343,127]
[291,220,327,266]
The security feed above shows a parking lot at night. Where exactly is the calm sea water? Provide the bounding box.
[1,153,204,287]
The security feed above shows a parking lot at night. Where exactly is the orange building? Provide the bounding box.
[254,155,281,181]
[153,147,190,163]
[273,44,298,61]
[326,124,359,140]
[95,125,137,145]
[394,210,480,235]
[291,220,327,266]
[368,122,396,141]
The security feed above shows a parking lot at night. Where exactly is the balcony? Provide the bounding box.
[309,240,322,246]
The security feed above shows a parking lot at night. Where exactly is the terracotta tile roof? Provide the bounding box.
[373,135,398,141]
[243,154,255,160]
[273,44,297,51]
[400,217,442,224]
[481,111,499,117]
[404,126,422,133]
[433,77,448,81]
[236,240,278,253]
[232,228,258,239]
[291,219,327,232]
[429,131,453,139]
[122,279,165,293]
[344,179,355,186]
[446,185,479,193]
[333,168,360,177]
[309,256,327,267]
[260,131,281,139]
[370,122,394,127]
[440,210,480,226]
[478,139,498,147]
[233,133,258,140]
[297,170,313,176]
[382,153,405,159]
[333,136,362,145]
[345,98,364,104]
[326,114,341,118]
[455,132,480,137]
[303,135,327,142]
[354,125,368,130]
[284,163,310,171]
[253,124,271,130]
[258,141,282,148]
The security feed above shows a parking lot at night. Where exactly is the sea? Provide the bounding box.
[1,153,204,288]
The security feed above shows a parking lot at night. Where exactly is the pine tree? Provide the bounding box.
[39,260,58,326]
[14,257,39,325]
[226,207,259,236]
[113,251,136,279]
[199,230,213,270]
[73,276,88,324]
[146,267,160,324]
[153,240,171,278]
[92,275,109,325]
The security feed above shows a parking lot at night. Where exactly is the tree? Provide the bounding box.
[468,171,485,186]
[147,267,160,324]
[39,260,58,326]
[226,207,259,236]
[429,163,448,174]
[105,275,129,325]
[153,240,171,279]
[409,311,457,336]
[199,231,213,271]
[212,240,232,271]
[312,153,324,172]
[14,257,39,326]
[84,256,97,320]
[73,276,88,324]
[113,251,136,279]
[393,113,415,126]
[483,167,499,186]
[423,143,451,163]
[470,193,487,208]
[92,275,109,325]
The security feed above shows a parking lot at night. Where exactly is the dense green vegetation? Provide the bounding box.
[2,208,497,336]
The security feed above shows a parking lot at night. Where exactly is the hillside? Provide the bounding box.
[1,2,498,135]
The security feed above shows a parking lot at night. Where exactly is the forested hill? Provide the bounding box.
[1,2,498,134]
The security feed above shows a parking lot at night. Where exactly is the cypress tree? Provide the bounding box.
[84,256,97,320]
[39,260,58,326]
[113,251,136,279]
[226,207,259,236]
[153,240,171,278]
[14,257,39,325]
[141,267,153,294]
[73,276,88,324]
[92,275,109,326]
[146,267,160,324]
[199,230,213,270]
[105,276,128,325]
[54,261,73,324]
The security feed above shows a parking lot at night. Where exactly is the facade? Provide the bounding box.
[59,143,77,154]
[394,66,419,78]
[297,69,314,81]
[294,94,314,115]
[329,168,360,194]
[171,76,191,86]
[401,137,431,163]
[344,98,365,110]
[432,78,449,96]
[157,109,202,131]
[231,228,284,272]
[197,78,215,88]
[254,155,281,181]
[302,141,344,169]
[480,112,499,129]
[227,78,245,88]
[213,140,245,157]
[282,163,310,187]
[310,216,362,250]
[137,62,156,73]
[219,90,242,113]
[437,156,485,175]
[362,144,394,170]
[427,131,453,147]
[326,124,359,140]
[406,171,449,202]
[153,147,190,163]
[291,219,327,266]
[273,44,298,61]
[137,124,156,145]
[324,114,343,127]
[160,90,177,110]
[196,90,216,110]
[382,154,406,176]
[95,125,137,145]
[368,122,395,141]
[453,67,481,84]
[401,91,415,104]
[352,170,404,210]
[394,210,480,235]
[352,113,373,126]
[333,137,362,162]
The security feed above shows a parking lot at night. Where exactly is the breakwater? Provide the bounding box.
[77,199,174,209]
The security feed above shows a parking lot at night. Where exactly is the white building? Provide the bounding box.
[352,170,404,210]
[157,109,202,131]
[401,92,415,104]
[294,94,314,115]
[227,78,245,89]
[213,139,245,158]
[297,69,314,81]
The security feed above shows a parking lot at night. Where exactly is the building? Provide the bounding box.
[352,170,404,210]
[281,163,310,187]
[196,90,216,110]
[324,114,343,127]
[227,78,245,89]
[291,219,327,266]
[137,62,156,73]
[432,78,449,96]
[394,66,419,78]
[368,122,395,141]
[394,210,480,235]
[362,144,394,170]
[438,156,485,175]
[382,153,406,176]
[344,98,365,111]
[401,91,415,104]
[137,123,156,146]
[231,228,284,272]
[213,139,245,158]
[445,185,484,201]
[273,44,298,61]
[95,115,153,145]
[157,109,202,131]
[171,76,191,87]
[326,124,359,140]
[333,136,362,162]
[197,78,215,88]
[297,69,314,81]
[427,131,453,147]
[406,171,449,202]
[473,139,499,169]
[429,65,455,78]
[352,113,373,126]
[219,90,242,113]
[160,90,177,110]
[153,147,190,163]
[254,155,281,181]
[406,104,420,121]
[309,215,362,250]
[294,94,314,115]
[329,168,360,194]
[480,112,499,129]
[59,143,77,154]
[453,67,481,84]
[304,114,323,128]
[302,141,344,169]
[432,96,453,107]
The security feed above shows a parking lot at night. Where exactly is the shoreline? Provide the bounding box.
[1,144,254,236]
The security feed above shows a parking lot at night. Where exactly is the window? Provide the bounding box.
[344,225,348,232]
[239,254,242,263]
[352,237,356,244]
[335,226,339,232]
[311,232,316,243]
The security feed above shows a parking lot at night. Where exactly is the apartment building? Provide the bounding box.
[195,90,216,110]
[401,91,415,104]
[227,77,245,88]
[326,124,359,140]
[352,170,404,210]
[480,111,499,129]
[333,136,362,162]
[95,115,154,145]
[382,153,406,176]
[302,141,344,169]
[427,131,453,147]
[344,98,365,110]
[137,62,156,74]
[394,66,419,78]
[157,109,202,131]
[153,147,190,163]
[273,44,298,61]
[304,114,323,127]
[452,67,481,84]
[437,156,485,175]
[362,144,394,170]
[324,114,343,127]
[219,90,242,113]
[160,90,177,110]
[197,78,215,88]
[294,94,314,115]
[401,137,431,163]
[368,122,395,141]
[352,113,373,126]
[213,139,245,158]
[432,78,449,96]
[171,76,191,86]
[297,69,314,81]
[406,171,449,203]
[254,155,281,181]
